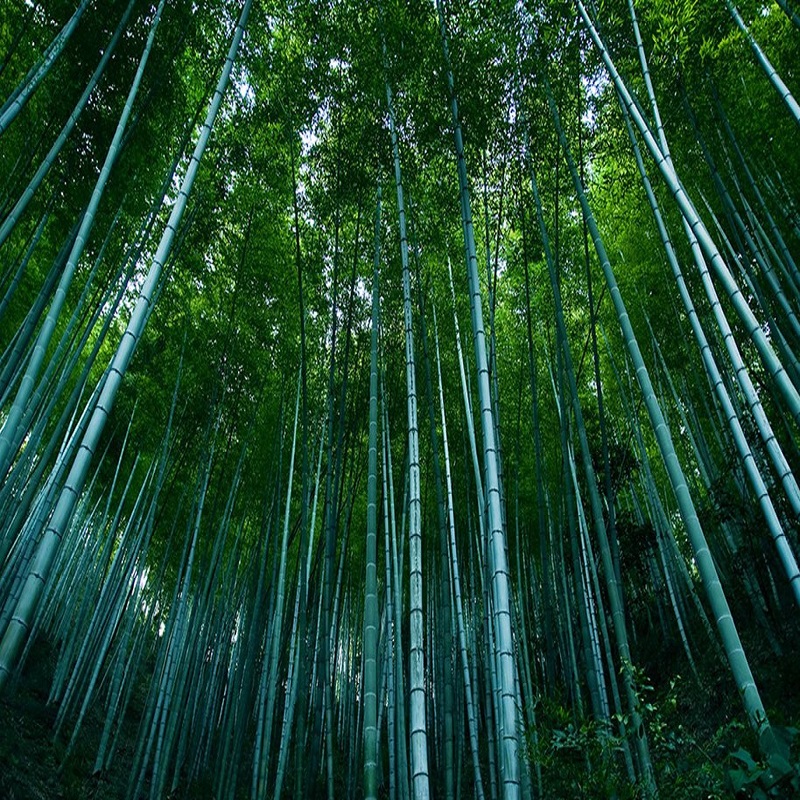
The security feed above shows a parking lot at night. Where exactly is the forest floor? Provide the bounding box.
[0,639,136,800]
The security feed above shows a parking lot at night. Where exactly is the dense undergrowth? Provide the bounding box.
[527,616,800,799]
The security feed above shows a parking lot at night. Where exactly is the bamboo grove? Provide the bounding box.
[0,0,799,797]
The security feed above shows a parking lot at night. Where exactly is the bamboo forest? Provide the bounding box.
[2,0,800,797]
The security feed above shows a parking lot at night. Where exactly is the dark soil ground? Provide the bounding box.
[0,640,135,800]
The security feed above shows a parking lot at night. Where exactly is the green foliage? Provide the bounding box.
[527,700,640,798]
[725,728,800,799]
[646,0,699,65]
[526,670,800,799]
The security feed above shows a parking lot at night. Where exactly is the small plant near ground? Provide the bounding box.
[526,672,800,798]
[725,726,800,798]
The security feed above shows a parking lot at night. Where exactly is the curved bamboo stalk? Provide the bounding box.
[0,0,254,692]
[0,0,166,480]
[725,0,800,125]
[0,0,91,136]
[0,0,136,251]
